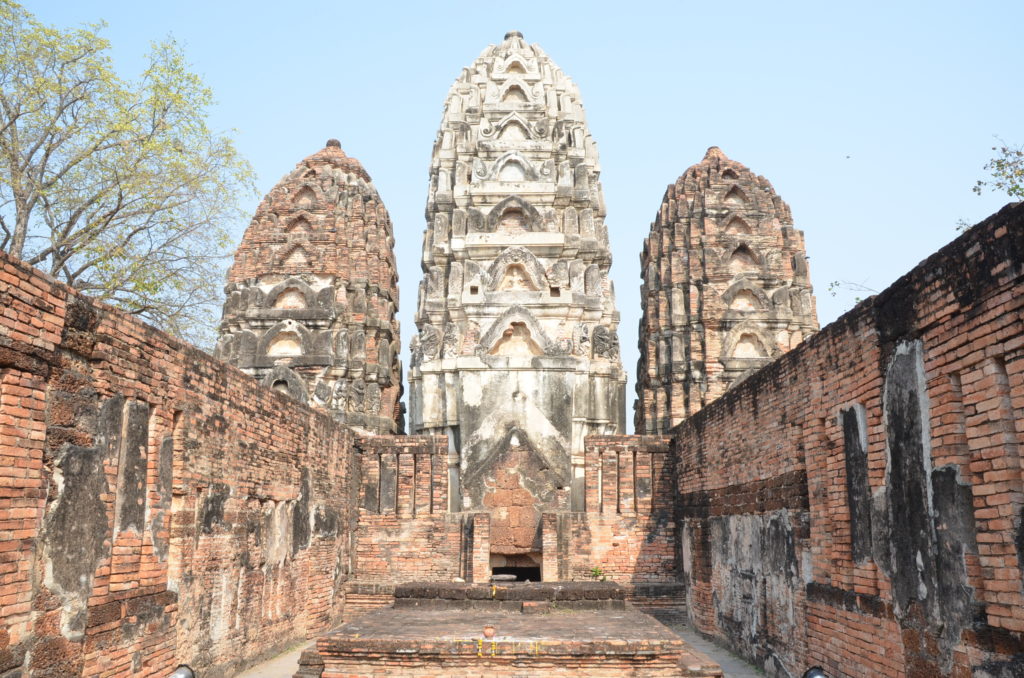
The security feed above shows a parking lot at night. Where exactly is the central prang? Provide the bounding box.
[408,31,628,580]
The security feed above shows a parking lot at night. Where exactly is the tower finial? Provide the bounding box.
[704,146,727,161]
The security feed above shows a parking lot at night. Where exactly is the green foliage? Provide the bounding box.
[0,1,255,346]
[588,566,606,581]
[974,139,1024,200]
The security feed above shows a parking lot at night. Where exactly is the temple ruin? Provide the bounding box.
[216,140,403,434]
[636,146,819,432]
[409,31,628,573]
[1,30,1022,678]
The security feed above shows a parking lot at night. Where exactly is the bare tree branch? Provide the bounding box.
[0,2,255,347]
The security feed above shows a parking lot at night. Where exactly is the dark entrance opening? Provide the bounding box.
[492,566,540,582]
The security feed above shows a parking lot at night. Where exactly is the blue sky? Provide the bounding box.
[29,1,1022,425]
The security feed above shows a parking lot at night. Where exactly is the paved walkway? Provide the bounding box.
[670,626,765,678]
[234,618,764,678]
[233,643,307,678]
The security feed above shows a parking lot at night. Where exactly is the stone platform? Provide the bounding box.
[294,582,722,677]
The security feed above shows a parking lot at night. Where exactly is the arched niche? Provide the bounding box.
[267,331,303,357]
[462,427,569,516]
[498,208,526,232]
[729,289,761,311]
[260,366,308,403]
[499,264,536,291]
[490,152,539,182]
[502,85,529,103]
[286,214,312,232]
[498,121,529,141]
[280,245,311,268]
[497,79,532,103]
[291,186,317,210]
[721,168,739,180]
[728,244,760,275]
[488,322,543,357]
[722,324,771,361]
[258,321,313,358]
[486,246,549,291]
[732,333,768,358]
[266,277,316,310]
[498,161,526,182]
[483,196,543,232]
[723,186,748,206]
[724,216,752,234]
[273,288,306,310]
[505,60,527,74]
[478,306,556,356]
[721,279,770,310]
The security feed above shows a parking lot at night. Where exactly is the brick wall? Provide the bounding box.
[562,436,677,583]
[0,251,358,677]
[348,434,682,604]
[674,203,1024,677]
[349,435,473,610]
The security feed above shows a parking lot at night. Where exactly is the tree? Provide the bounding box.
[974,139,1024,200]
[0,1,255,346]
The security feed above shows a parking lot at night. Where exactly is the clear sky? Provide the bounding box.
[28,1,1022,428]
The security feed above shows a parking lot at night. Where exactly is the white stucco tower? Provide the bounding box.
[409,32,626,516]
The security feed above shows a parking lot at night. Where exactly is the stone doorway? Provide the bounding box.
[490,552,541,582]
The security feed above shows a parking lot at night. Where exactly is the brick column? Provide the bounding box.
[541,513,558,582]
[470,513,490,583]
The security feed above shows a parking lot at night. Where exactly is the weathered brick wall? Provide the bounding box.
[675,203,1024,677]
[351,435,469,585]
[558,436,677,583]
[349,434,680,601]
[0,251,358,677]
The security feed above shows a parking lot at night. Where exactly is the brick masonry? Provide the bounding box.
[675,203,1024,677]
[216,140,403,435]
[346,434,682,614]
[0,253,358,677]
[636,147,818,433]
[1,188,1023,677]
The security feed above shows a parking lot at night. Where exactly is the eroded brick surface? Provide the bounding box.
[675,203,1024,676]
[0,254,357,677]
[308,606,721,678]
[636,147,819,432]
[216,140,403,434]
[0,96,1021,678]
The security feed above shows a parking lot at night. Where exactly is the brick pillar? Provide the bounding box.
[470,512,490,582]
[541,513,558,582]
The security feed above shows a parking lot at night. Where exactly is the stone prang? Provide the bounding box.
[216,140,403,434]
[635,147,818,432]
[408,31,627,557]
